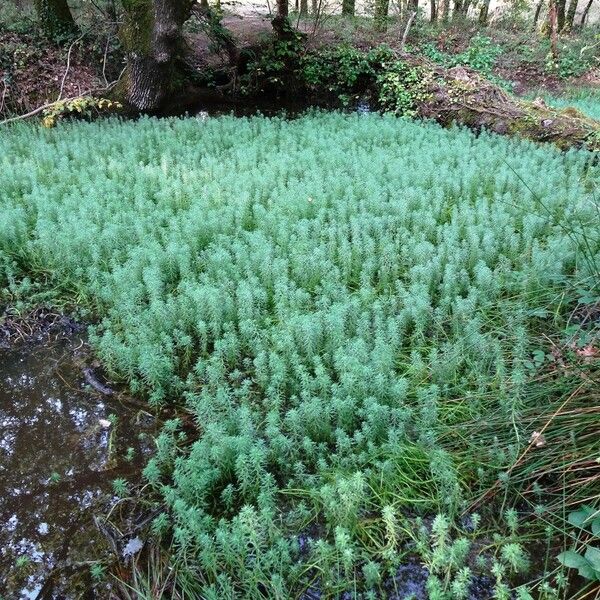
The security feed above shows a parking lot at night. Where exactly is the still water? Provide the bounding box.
[0,335,153,598]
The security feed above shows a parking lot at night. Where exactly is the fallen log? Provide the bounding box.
[393,59,600,151]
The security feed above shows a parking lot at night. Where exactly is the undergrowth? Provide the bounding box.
[0,113,599,598]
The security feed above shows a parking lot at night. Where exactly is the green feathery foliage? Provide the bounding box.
[543,89,600,121]
[0,112,598,597]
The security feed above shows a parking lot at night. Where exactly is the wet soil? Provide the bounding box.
[0,328,155,599]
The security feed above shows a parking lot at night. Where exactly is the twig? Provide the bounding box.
[0,77,121,127]
[0,79,7,115]
[58,30,87,102]
[311,0,325,37]
[0,101,65,125]
[401,10,417,48]
[102,34,112,87]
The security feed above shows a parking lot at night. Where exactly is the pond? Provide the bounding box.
[0,325,154,599]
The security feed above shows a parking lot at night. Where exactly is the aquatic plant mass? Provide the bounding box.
[1,112,599,598]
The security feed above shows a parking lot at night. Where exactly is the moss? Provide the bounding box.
[120,0,154,55]
[561,106,588,119]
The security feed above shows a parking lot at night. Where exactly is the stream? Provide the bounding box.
[0,331,155,599]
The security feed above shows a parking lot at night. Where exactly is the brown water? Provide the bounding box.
[0,336,154,599]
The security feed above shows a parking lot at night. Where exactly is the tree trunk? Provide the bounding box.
[430,0,437,21]
[548,0,559,59]
[312,0,318,14]
[35,0,78,40]
[439,0,449,21]
[533,0,544,26]
[272,0,296,39]
[276,0,289,17]
[411,0,418,10]
[564,0,578,27]
[374,0,390,29]
[556,0,566,28]
[478,0,491,24]
[342,0,355,15]
[580,0,593,24]
[116,0,193,112]
[300,0,308,14]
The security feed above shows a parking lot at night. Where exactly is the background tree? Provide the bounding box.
[564,0,579,29]
[374,0,390,29]
[533,0,544,26]
[35,0,77,40]
[342,0,355,16]
[439,0,449,21]
[479,0,491,24]
[548,0,559,58]
[276,0,289,18]
[580,0,594,23]
[557,0,567,28]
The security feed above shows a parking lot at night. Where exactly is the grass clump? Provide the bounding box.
[0,112,599,597]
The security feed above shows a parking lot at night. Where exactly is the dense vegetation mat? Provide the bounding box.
[1,113,599,598]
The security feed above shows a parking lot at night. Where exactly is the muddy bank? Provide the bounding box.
[0,317,156,598]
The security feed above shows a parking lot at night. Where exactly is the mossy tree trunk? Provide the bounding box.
[478,0,491,24]
[35,0,78,40]
[117,0,194,112]
[273,0,295,39]
[374,0,390,29]
[342,0,355,15]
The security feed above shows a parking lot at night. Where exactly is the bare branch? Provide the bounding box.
[0,77,122,127]
[401,10,417,48]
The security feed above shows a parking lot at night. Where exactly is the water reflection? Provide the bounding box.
[0,337,152,598]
